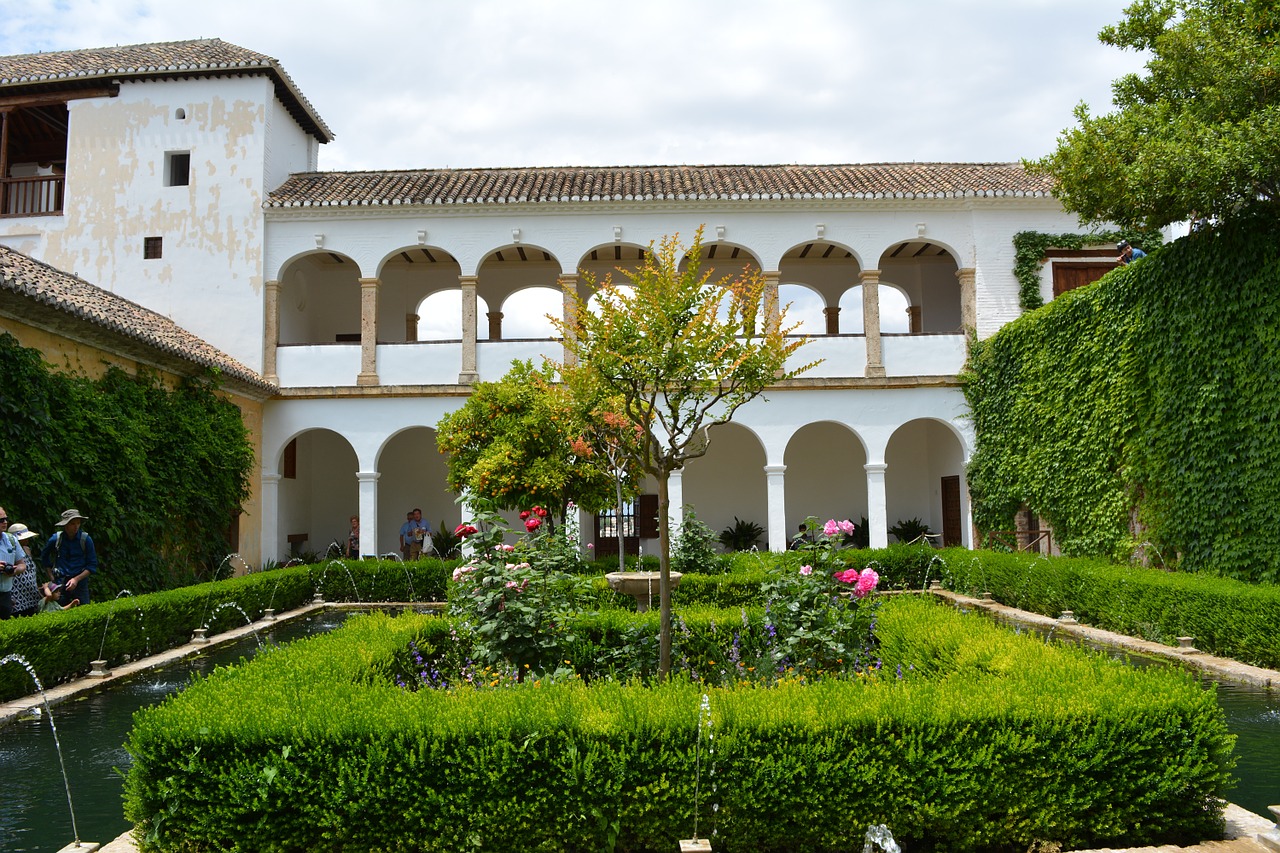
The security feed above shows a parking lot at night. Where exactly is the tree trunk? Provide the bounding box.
[614,471,626,572]
[657,467,672,680]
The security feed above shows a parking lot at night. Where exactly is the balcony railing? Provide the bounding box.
[1,175,64,217]
[273,334,967,388]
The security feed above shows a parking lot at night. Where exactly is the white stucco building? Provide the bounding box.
[0,39,1109,565]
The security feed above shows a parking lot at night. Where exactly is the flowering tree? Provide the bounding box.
[436,359,618,521]
[554,227,814,678]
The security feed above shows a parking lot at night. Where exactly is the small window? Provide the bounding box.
[143,237,163,259]
[165,151,190,187]
[174,107,186,120]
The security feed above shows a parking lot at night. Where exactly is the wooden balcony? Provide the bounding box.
[1,175,64,217]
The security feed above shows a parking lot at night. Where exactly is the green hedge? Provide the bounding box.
[122,596,1233,852]
[0,560,451,702]
[965,211,1280,581]
[940,550,1280,669]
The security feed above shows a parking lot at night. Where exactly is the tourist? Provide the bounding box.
[1116,239,1147,265]
[40,508,96,606]
[401,504,427,558]
[345,515,360,559]
[7,522,42,617]
[38,581,78,613]
[0,508,28,618]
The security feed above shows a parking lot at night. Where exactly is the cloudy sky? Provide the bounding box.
[1,0,1147,173]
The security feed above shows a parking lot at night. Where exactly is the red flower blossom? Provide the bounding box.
[533,506,548,518]
[454,523,477,537]
[525,517,542,533]
[519,510,531,520]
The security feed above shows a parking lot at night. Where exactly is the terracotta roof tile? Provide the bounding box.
[0,38,333,142]
[266,163,1054,208]
[0,246,274,395]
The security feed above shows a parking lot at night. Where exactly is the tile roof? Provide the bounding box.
[266,162,1055,208]
[0,246,275,396]
[0,38,332,142]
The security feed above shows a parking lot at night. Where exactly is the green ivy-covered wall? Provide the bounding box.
[965,208,1280,582]
[0,332,256,594]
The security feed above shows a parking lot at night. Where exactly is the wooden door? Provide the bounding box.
[941,476,962,547]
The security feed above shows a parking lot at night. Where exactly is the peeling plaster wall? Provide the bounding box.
[14,75,313,373]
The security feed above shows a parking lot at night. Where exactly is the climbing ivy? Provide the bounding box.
[1013,226,1161,310]
[0,333,254,594]
[967,206,1280,583]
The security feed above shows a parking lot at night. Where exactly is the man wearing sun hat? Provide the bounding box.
[40,509,97,607]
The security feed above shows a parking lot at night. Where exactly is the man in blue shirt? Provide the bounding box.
[41,508,96,606]
[400,507,429,560]
[1117,239,1147,265]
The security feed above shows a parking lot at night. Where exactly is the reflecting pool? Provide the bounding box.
[0,610,351,852]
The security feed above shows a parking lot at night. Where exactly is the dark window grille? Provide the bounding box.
[143,236,163,259]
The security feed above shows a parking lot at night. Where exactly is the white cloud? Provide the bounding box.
[0,0,1147,170]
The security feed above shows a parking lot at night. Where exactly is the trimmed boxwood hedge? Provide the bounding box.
[939,549,1280,669]
[122,596,1234,853]
[0,559,452,702]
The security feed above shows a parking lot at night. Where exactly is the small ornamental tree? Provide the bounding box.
[435,359,617,522]
[554,227,814,678]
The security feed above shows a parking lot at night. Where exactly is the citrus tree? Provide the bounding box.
[436,359,618,521]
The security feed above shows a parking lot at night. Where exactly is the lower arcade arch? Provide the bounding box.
[681,422,768,549]
[884,418,968,546]
[784,422,868,538]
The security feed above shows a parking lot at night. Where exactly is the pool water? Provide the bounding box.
[0,610,351,852]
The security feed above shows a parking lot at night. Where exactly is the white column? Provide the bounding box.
[356,470,380,557]
[667,469,684,537]
[865,462,888,548]
[764,463,787,552]
[261,472,281,564]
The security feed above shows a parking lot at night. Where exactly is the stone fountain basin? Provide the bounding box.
[605,571,681,613]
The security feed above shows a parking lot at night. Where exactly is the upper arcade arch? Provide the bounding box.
[877,239,963,334]
[377,246,463,343]
[277,249,362,345]
[778,240,863,334]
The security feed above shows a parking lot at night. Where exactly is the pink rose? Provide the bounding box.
[823,519,840,537]
[799,564,813,576]
[854,568,879,599]
[839,519,855,535]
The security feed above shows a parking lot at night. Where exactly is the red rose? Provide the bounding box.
[525,517,542,532]
[519,510,531,520]
[454,523,477,537]
[533,506,548,518]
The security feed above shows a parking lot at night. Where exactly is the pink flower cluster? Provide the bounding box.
[833,566,880,598]
[504,579,530,592]
[451,562,479,582]
[823,519,856,537]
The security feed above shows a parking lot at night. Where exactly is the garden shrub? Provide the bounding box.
[123,597,1234,852]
